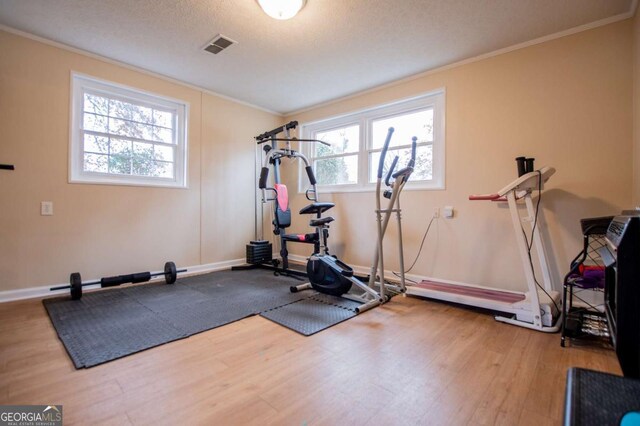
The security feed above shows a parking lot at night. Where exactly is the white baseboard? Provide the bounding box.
[0,258,247,303]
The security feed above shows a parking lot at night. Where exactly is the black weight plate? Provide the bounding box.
[164,262,177,284]
[70,272,83,300]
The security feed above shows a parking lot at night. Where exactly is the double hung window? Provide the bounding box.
[301,90,445,192]
[70,73,188,188]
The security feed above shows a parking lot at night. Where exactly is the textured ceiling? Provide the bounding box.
[0,0,635,114]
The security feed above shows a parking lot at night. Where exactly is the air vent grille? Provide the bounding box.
[204,34,236,55]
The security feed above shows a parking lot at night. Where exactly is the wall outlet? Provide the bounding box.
[443,206,454,218]
[41,201,53,216]
[433,207,439,218]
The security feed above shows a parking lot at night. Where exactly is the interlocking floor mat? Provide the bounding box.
[261,293,361,336]
[44,269,362,368]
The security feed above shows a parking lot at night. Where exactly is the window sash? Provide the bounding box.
[81,130,177,179]
[301,89,445,192]
[69,73,188,188]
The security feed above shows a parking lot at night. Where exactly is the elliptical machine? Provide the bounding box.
[291,127,417,313]
[368,131,417,300]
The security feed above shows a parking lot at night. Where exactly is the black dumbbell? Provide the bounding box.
[50,261,186,300]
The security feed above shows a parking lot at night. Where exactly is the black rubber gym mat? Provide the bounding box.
[260,294,362,336]
[43,269,362,368]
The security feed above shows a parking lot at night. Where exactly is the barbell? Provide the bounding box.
[50,261,187,300]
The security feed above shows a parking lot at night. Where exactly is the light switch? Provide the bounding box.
[41,201,53,216]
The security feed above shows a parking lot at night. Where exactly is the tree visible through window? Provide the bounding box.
[302,90,445,191]
[70,74,188,188]
[369,109,434,183]
[82,93,177,178]
[314,124,359,185]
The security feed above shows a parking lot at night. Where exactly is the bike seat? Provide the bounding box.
[299,202,335,215]
[309,216,334,227]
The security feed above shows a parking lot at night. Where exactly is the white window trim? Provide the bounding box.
[299,88,445,193]
[69,72,189,188]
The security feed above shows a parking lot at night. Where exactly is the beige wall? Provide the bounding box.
[633,9,640,206]
[0,30,279,291]
[284,21,633,292]
[1,18,635,294]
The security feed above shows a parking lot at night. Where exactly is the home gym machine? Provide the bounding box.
[233,121,335,277]
[291,127,417,312]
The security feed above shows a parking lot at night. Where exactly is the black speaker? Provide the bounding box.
[601,215,640,378]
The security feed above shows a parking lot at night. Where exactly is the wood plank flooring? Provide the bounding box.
[0,293,620,425]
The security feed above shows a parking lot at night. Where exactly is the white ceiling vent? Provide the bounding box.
[204,34,236,55]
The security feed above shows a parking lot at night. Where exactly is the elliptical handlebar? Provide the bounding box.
[385,156,399,187]
[377,127,395,179]
[409,136,417,166]
[391,136,418,180]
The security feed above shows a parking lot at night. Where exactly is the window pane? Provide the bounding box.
[84,93,109,115]
[83,113,108,133]
[110,139,131,155]
[153,161,174,178]
[154,110,173,128]
[372,109,433,149]
[133,157,155,176]
[154,145,174,161]
[153,127,174,144]
[110,99,153,125]
[315,125,359,157]
[109,154,131,174]
[369,145,433,183]
[314,155,357,185]
[132,142,154,176]
[110,117,155,140]
[84,153,108,173]
[133,141,153,156]
[413,145,433,181]
[83,134,109,154]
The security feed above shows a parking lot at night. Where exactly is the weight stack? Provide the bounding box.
[246,240,273,265]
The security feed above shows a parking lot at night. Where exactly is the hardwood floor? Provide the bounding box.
[0,293,620,425]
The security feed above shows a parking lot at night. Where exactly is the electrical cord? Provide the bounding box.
[519,170,561,316]
[528,171,542,251]
[392,169,559,322]
[393,215,435,283]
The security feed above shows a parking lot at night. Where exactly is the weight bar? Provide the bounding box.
[50,261,186,300]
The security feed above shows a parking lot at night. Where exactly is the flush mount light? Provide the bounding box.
[257,0,306,20]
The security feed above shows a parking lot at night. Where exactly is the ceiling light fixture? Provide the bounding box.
[257,0,306,20]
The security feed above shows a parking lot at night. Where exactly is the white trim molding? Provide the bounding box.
[0,258,246,303]
[285,6,638,116]
[69,72,190,188]
[0,24,282,116]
